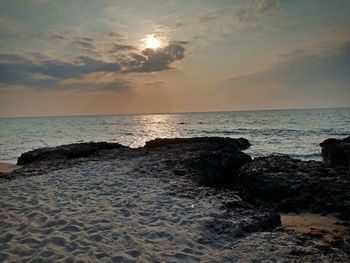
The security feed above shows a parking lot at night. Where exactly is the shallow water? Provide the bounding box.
[1,108,349,163]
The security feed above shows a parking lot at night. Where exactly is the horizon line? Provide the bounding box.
[1,106,349,119]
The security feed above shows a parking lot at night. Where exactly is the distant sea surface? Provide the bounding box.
[1,108,349,163]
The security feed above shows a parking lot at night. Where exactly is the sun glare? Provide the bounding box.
[145,35,161,49]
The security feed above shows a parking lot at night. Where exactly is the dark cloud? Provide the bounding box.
[129,42,186,72]
[38,57,122,79]
[72,33,136,59]
[0,54,122,89]
[0,54,32,63]
[0,39,187,90]
[28,31,187,75]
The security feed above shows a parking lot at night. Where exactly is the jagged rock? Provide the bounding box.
[145,137,251,150]
[144,137,252,187]
[17,142,126,165]
[188,150,252,186]
[320,136,350,170]
[237,155,350,218]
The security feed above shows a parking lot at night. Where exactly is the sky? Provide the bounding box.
[0,0,349,117]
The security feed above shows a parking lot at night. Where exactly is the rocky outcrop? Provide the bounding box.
[187,149,252,186]
[320,136,350,170]
[237,155,350,219]
[17,142,126,165]
[143,137,252,187]
[145,137,252,187]
[145,137,251,150]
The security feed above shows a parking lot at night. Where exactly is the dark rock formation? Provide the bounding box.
[320,136,350,170]
[145,137,252,187]
[204,211,281,239]
[145,137,251,150]
[238,155,350,219]
[143,137,252,187]
[17,142,126,165]
[188,149,252,186]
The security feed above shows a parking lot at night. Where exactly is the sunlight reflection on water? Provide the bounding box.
[1,108,349,163]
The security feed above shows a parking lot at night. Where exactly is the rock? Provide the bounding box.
[320,136,350,170]
[145,137,251,150]
[204,212,281,239]
[189,150,252,186]
[17,142,126,165]
[144,137,252,187]
[237,155,350,217]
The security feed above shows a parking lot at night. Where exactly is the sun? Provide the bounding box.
[144,35,161,49]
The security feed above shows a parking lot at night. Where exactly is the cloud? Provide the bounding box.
[29,30,188,71]
[69,33,138,61]
[109,43,135,53]
[0,54,122,90]
[196,0,280,42]
[254,0,279,14]
[0,17,21,32]
[0,37,187,90]
[0,54,32,63]
[26,0,50,5]
[199,0,278,24]
[223,41,350,103]
[128,42,186,72]
[33,32,70,41]
[74,37,96,50]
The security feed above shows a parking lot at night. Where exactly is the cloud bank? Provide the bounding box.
[0,33,188,91]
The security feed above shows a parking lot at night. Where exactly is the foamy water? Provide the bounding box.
[1,108,349,163]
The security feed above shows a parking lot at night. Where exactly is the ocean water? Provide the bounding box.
[0,108,349,163]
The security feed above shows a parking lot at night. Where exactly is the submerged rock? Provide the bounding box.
[237,155,350,219]
[320,136,350,170]
[17,142,126,165]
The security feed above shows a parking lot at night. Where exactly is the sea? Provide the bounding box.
[1,108,349,164]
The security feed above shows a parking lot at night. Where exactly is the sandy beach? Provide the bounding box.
[1,0,350,261]
[0,138,349,262]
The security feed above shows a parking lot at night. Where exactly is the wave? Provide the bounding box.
[289,153,321,160]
